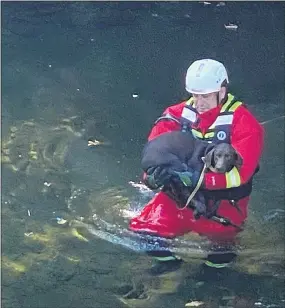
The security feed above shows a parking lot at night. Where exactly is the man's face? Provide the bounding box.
[192,87,226,114]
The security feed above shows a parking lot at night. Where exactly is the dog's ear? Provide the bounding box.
[203,147,215,169]
[235,152,243,170]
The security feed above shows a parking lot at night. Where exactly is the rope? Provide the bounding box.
[176,163,244,231]
[260,115,284,125]
[179,163,207,210]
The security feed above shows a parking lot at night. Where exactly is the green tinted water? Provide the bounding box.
[2,2,284,307]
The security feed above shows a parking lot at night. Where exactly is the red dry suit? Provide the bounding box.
[129,93,264,241]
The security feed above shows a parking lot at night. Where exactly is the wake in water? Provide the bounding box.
[67,181,237,259]
[66,180,284,275]
[70,217,207,257]
[63,181,211,257]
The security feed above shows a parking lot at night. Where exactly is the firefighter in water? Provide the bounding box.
[129,59,264,275]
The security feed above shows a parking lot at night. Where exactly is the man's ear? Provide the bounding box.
[235,152,243,170]
[219,87,227,102]
[203,147,215,169]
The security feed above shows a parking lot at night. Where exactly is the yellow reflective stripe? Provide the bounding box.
[193,130,214,139]
[204,132,214,138]
[225,167,241,188]
[228,101,242,112]
[192,129,203,138]
[205,261,230,268]
[186,97,194,105]
[221,93,234,112]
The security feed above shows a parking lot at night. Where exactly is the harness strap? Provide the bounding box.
[205,200,221,219]
[154,113,181,125]
[181,93,243,144]
[210,215,244,231]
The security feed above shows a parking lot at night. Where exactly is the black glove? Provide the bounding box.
[143,166,173,190]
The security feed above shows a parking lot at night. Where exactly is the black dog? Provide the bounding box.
[141,131,242,217]
[142,131,242,174]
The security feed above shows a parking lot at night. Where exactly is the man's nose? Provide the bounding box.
[195,95,203,103]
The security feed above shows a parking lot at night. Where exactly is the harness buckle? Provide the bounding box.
[181,123,188,133]
[229,199,243,215]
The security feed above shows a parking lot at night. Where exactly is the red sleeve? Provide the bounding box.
[148,102,185,141]
[204,105,265,190]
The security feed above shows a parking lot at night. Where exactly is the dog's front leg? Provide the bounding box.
[192,191,207,219]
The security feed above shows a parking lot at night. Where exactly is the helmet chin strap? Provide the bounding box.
[217,88,228,105]
[216,92,220,106]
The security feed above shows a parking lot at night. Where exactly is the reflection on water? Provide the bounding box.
[2,1,284,308]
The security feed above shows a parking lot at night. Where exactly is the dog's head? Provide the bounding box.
[203,143,243,173]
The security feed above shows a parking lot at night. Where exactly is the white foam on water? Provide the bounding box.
[264,209,285,221]
[128,181,155,196]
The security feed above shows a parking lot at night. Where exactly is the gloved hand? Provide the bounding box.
[143,166,173,190]
[172,167,201,187]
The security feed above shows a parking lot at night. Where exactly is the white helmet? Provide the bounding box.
[185,59,229,94]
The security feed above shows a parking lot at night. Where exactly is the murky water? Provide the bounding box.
[2,2,285,308]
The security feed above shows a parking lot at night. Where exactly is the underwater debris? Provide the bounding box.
[10,126,18,133]
[216,1,225,6]
[56,217,68,225]
[2,117,84,176]
[22,121,35,127]
[185,301,204,307]
[2,148,10,155]
[2,256,27,274]
[88,139,103,147]
[70,228,89,242]
[1,155,11,164]
[29,143,38,160]
[200,1,211,5]
[25,232,52,243]
[61,118,72,124]
[224,23,238,31]
[24,232,34,237]
[199,1,212,6]
[66,256,80,263]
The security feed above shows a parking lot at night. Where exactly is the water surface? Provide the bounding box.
[2,2,284,307]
